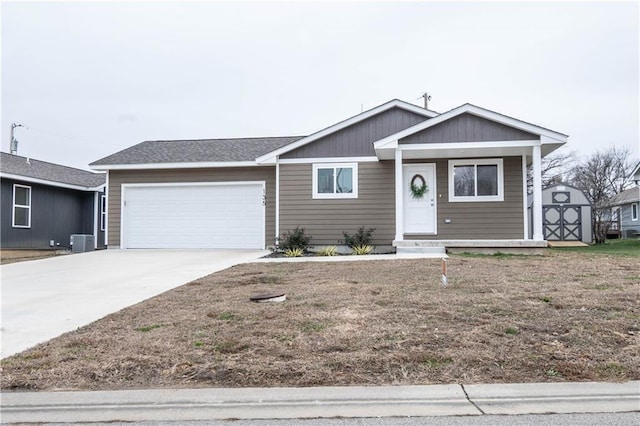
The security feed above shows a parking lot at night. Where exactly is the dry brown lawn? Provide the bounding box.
[0,249,68,265]
[1,251,638,391]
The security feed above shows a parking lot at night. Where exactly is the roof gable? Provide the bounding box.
[256,99,438,164]
[632,162,640,181]
[282,106,429,159]
[375,103,568,153]
[0,152,105,190]
[399,112,538,144]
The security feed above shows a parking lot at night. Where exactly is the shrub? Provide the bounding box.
[316,245,338,256]
[284,247,304,257]
[279,227,311,252]
[351,244,373,255]
[342,226,375,248]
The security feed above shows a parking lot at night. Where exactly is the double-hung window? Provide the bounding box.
[632,202,638,221]
[448,159,504,202]
[12,184,31,228]
[312,163,358,199]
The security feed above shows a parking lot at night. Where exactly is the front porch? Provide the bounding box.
[394,239,548,255]
[372,104,568,251]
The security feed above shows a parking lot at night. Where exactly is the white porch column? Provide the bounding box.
[522,154,529,239]
[275,160,280,244]
[394,148,404,241]
[532,145,544,241]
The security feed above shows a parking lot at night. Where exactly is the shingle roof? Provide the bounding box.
[0,152,105,188]
[90,136,305,166]
[609,186,640,206]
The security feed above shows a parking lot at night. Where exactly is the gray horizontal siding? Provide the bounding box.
[283,107,428,159]
[107,167,276,248]
[400,113,538,144]
[620,202,639,236]
[279,162,395,245]
[405,157,525,240]
[280,157,525,246]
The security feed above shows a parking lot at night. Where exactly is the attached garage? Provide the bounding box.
[121,182,265,249]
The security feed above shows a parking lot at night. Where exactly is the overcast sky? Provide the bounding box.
[2,1,638,170]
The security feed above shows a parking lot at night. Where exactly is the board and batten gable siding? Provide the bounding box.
[107,167,276,248]
[279,162,395,245]
[400,113,538,144]
[405,156,524,240]
[282,107,428,159]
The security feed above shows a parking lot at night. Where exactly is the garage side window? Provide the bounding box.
[12,184,31,228]
[312,163,358,199]
[448,159,503,202]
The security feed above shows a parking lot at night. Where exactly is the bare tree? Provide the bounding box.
[569,146,634,244]
[526,149,574,193]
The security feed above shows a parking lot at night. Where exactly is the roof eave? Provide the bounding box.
[90,161,260,171]
[0,172,105,191]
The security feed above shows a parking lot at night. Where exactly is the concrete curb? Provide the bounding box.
[2,382,638,423]
[463,381,640,415]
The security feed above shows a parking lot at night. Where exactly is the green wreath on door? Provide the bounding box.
[410,174,429,199]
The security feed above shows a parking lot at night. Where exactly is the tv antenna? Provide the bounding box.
[418,92,432,109]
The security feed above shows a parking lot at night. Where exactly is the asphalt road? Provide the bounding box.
[44,412,640,426]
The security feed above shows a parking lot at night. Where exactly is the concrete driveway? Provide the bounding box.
[0,249,268,359]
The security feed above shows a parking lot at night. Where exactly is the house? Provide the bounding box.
[1,152,106,250]
[527,184,593,244]
[90,99,568,253]
[608,184,640,239]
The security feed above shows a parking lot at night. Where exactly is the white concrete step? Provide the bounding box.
[396,246,446,255]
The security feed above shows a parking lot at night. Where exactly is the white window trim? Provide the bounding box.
[100,194,107,231]
[632,202,638,221]
[312,163,358,199]
[448,158,504,202]
[12,184,32,228]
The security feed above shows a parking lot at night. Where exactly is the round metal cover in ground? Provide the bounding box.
[249,292,286,303]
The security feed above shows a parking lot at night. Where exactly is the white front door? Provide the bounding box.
[403,164,437,234]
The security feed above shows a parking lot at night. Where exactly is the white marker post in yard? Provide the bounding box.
[441,257,448,286]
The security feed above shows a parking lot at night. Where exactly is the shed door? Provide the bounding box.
[543,205,582,241]
[122,183,265,249]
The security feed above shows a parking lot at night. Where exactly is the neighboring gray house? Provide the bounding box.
[609,185,640,239]
[528,184,593,244]
[90,99,568,252]
[632,162,640,185]
[1,152,106,250]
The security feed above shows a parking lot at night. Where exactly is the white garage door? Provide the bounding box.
[122,183,265,249]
